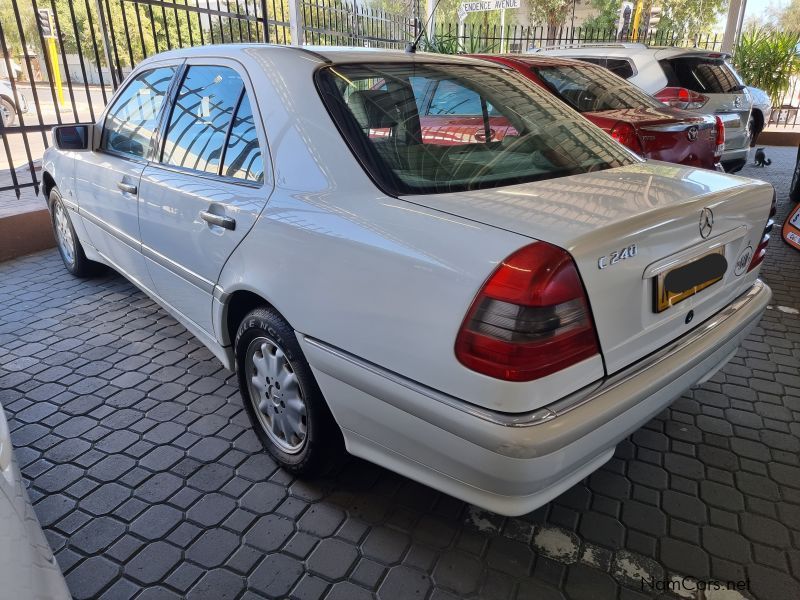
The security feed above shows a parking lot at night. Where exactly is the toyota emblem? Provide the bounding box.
[699,207,714,239]
[733,96,741,108]
[687,126,698,142]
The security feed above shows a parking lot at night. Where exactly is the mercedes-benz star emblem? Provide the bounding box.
[687,126,698,142]
[699,207,714,239]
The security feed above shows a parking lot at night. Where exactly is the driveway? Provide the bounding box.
[0,148,798,600]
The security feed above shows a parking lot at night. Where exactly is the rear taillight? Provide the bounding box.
[654,87,709,110]
[455,242,600,382]
[610,122,644,155]
[748,192,777,272]
[714,116,725,158]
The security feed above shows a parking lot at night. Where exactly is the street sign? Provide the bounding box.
[458,0,520,21]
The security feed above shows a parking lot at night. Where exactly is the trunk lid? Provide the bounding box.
[586,108,718,168]
[401,162,773,373]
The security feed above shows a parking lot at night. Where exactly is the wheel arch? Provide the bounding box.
[41,171,57,205]
[223,288,286,348]
[750,108,765,147]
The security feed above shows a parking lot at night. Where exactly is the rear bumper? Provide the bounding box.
[301,280,771,516]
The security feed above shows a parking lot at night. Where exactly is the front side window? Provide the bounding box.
[317,63,636,195]
[533,64,664,113]
[162,65,244,175]
[102,66,176,159]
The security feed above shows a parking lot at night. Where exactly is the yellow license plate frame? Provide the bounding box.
[654,248,725,313]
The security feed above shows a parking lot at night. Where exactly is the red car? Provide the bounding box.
[471,54,724,170]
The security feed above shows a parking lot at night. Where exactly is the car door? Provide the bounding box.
[137,60,271,335]
[73,63,179,287]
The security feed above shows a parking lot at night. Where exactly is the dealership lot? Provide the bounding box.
[0,148,797,600]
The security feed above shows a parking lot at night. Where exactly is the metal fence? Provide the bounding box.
[429,24,724,54]
[0,0,289,198]
[301,0,416,48]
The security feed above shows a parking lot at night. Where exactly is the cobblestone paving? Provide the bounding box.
[1,147,799,600]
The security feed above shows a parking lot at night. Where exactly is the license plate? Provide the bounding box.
[654,248,727,313]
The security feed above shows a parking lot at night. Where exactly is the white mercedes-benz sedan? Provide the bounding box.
[42,45,774,516]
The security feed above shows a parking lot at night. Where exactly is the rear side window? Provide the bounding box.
[659,57,744,94]
[102,66,176,159]
[533,64,663,112]
[316,63,636,195]
[605,59,634,79]
[162,66,243,175]
[221,94,264,183]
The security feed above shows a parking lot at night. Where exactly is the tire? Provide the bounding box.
[790,143,800,204]
[236,307,343,475]
[50,189,99,277]
[0,97,15,127]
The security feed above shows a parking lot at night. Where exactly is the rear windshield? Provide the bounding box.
[659,56,744,94]
[316,63,637,195]
[532,63,665,113]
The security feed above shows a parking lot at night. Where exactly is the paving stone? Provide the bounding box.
[249,553,304,595]
[432,550,482,595]
[70,516,126,554]
[297,502,345,537]
[308,538,359,579]
[378,565,431,600]
[245,514,295,552]
[130,503,183,540]
[127,540,183,584]
[362,526,411,565]
[186,492,236,527]
[186,568,244,600]
[65,556,120,599]
[186,528,240,568]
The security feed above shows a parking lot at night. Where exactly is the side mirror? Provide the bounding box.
[52,124,92,151]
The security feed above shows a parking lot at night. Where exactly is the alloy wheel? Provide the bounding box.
[244,336,308,454]
[54,200,75,267]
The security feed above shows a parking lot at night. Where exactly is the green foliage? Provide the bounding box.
[582,0,620,32]
[654,0,727,37]
[0,0,204,67]
[732,26,800,105]
[417,27,499,53]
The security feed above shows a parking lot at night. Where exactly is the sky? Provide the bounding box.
[742,0,789,22]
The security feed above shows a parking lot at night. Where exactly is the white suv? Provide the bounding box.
[534,43,753,173]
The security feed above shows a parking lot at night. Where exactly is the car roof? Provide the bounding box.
[138,44,509,68]
[470,54,599,68]
[534,44,730,61]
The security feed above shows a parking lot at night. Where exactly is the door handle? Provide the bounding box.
[200,210,236,231]
[117,182,137,194]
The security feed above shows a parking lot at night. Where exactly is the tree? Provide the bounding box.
[528,0,572,33]
[582,0,621,31]
[654,0,728,37]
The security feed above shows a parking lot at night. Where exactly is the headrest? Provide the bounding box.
[348,90,401,130]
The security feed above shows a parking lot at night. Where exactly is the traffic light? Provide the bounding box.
[648,6,662,31]
[37,8,54,39]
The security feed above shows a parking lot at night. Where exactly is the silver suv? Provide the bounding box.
[534,43,753,173]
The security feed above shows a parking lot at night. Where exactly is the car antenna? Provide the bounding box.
[406,0,446,54]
